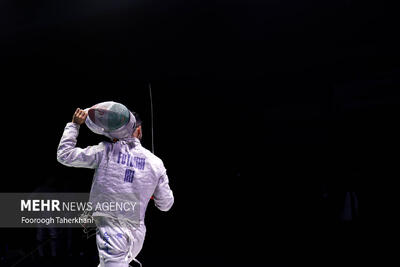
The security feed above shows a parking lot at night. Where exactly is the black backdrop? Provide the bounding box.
[1,1,399,266]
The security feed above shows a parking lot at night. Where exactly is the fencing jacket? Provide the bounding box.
[57,122,174,225]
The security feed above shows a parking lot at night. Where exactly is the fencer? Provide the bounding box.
[56,103,174,267]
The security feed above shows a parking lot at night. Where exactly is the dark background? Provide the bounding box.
[1,0,399,266]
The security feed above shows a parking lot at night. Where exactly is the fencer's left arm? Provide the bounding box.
[57,122,106,169]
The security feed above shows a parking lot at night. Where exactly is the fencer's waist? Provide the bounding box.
[92,212,145,226]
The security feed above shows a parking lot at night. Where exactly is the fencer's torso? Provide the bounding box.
[57,122,174,226]
[89,138,165,224]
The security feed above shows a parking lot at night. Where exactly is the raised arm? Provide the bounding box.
[57,108,106,169]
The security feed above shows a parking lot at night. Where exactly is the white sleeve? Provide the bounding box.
[57,122,107,169]
[153,170,174,212]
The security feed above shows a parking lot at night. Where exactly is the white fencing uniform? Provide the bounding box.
[57,122,174,266]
